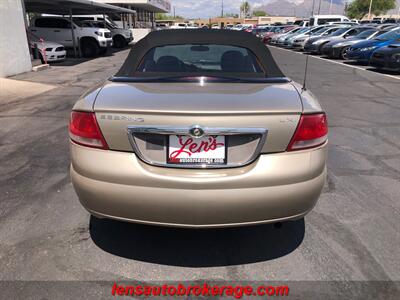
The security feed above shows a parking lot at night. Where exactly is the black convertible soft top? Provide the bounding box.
[115,29,286,79]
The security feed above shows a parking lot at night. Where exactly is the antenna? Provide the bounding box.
[302,55,310,91]
[302,0,316,92]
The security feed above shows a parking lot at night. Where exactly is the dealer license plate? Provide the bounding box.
[167,135,226,165]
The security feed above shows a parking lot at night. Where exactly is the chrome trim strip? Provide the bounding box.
[126,125,268,169]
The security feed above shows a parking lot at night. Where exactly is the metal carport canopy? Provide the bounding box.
[24,0,136,14]
[24,0,136,58]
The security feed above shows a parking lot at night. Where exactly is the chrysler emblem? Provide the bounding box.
[189,125,205,138]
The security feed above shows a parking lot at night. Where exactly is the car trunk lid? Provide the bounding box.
[94,81,303,167]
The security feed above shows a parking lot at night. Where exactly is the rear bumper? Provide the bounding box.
[71,142,327,228]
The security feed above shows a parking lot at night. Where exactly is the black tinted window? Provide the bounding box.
[54,19,71,28]
[137,44,264,74]
[35,18,54,28]
[355,29,377,38]
[318,18,341,25]
[35,18,70,28]
[345,29,358,36]
[331,28,349,36]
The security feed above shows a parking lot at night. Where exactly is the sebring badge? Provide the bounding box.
[189,125,205,138]
[100,114,144,122]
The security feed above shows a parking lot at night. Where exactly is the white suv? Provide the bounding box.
[29,17,113,57]
[79,20,133,48]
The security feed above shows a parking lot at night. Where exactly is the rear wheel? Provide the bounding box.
[341,47,350,60]
[81,39,100,58]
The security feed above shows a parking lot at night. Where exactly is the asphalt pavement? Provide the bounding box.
[0,46,399,298]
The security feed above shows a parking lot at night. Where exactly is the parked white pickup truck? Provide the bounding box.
[72,15,133,48]
[29,16,113,57]
[79,20,133,48]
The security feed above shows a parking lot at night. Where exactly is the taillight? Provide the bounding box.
[69,111,108,149]
[287,113,328,151]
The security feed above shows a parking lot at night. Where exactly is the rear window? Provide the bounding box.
[136,44,264,74]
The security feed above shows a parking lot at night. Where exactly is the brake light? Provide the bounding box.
[69,111,108,149]
[287,113,328,151]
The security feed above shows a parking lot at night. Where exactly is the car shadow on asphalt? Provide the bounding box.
[89,217,305,267]
[342,61,368,66]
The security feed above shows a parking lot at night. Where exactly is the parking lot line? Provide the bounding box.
[268,45,400,81]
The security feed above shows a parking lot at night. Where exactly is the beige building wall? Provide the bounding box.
[258,16,297,25]
[193,16,297,27]
[194,17,244,27]
[0,0,32,77]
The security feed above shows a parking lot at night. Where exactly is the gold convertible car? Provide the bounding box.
[70,30,328,228]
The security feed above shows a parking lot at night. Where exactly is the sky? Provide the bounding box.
[169,0,400,19]
[170,0,310,19]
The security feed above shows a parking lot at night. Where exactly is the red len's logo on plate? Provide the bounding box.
[168,135,226,165]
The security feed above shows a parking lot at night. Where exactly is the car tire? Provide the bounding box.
[341,47,350,60]
[81,39,100,58]
[113,35,126,48]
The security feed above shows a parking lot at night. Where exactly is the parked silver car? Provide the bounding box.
[271,27,303,45]
[322,28,387,59]
[284,26,337,48]
[291,26,342,50]
[281,28,312,47]
[304,26,373,54]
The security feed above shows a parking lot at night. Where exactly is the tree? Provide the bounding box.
[155,13,169,20]
[155,13,183,21]
[240,1,251,18]
[225,13,239,18]
[253,10,267,17]
[345,0,396,19]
